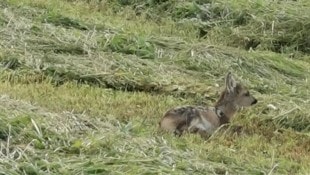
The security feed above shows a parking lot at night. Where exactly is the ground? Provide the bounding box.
[0,0,309,174]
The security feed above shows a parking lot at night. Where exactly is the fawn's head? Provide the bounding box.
[217,72,257,108]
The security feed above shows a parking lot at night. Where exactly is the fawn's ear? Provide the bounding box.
[225,72,236,93]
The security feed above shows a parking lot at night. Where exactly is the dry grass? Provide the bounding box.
[0,0,309,174]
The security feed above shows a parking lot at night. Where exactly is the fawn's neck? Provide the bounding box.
[214,92,239,124]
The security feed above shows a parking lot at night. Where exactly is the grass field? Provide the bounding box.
[0,0,309,174]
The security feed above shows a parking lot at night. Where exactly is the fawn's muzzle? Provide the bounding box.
[251,99,258,105]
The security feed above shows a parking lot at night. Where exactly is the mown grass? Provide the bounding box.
[0,0,309,174]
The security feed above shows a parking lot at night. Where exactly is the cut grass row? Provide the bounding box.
[0,0,309,174]
[107,0,310,54]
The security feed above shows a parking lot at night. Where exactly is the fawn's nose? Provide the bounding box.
[251,99,258,105]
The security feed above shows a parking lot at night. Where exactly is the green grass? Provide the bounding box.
[0,0,309,174]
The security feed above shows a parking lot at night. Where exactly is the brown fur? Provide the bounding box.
[159,72,257,137]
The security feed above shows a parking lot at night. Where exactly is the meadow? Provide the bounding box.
[0,0,309,174]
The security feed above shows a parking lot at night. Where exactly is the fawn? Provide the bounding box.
[159,72,257,137]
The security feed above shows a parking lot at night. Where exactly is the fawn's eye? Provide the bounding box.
[244,92,250,96]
